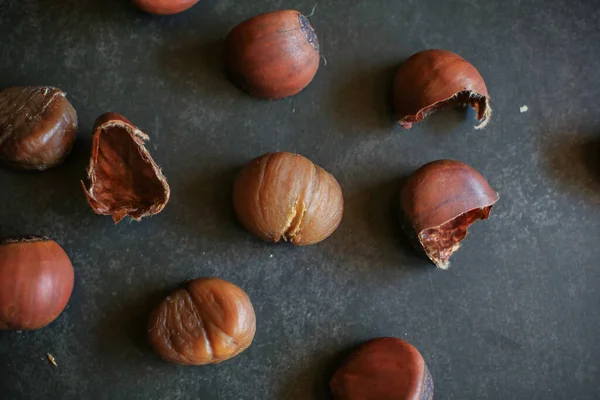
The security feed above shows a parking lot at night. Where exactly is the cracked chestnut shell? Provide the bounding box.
[81,112,170,223]
[225,10,320,100]
[0,86,77,170]
[331,338,434,400]
[148,278,256,365]
[0,237,74,331]
[401,160,499,269]
[233,152,344,246]
[393,49,491,129]
[131,0,199,15]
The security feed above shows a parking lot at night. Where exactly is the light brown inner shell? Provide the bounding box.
[419,206,493,269]
[83,120,169,223]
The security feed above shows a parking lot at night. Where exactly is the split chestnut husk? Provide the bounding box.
[82,113,170,223]
[401,160,498,269]
[393,49,491,129]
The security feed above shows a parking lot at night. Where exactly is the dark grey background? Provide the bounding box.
[1,0,599,399]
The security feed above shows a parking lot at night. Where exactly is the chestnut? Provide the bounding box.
[225,10,320,100]
[131,0,199,15]
[0,237,74,331]
[0,86,78,170]
[81,112,170,223]
[393,49,491,129]
[330,338,434,400]
[233,152,344,246]
[148,277,256,365]
[401,160,499,269]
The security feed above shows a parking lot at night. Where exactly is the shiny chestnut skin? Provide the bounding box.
[131,0,199,15]
[82,112,170,223]
[331,338,434,400]
[148,278,256,365]
[233,152,344,246]
[0,86,78,170]
[393,50,491,129]
[225,10,320,100]
[401,160,499,269]
[0,237,74,331]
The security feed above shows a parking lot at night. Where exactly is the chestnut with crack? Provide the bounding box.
[401,159,499,269]
[393,49,491,129]
[233,152,344,246]
[148,278,256,365]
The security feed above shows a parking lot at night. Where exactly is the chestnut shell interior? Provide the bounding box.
[83,117,170,223]
[419,205,493,269]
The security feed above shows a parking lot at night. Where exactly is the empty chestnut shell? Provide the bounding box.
[131,0,199,15]
[393,49,491,129]
[0,237,74,331]
[233,152,344,246]
[0,86,77,170]
[82,112,170,223]
[331,338,434,400]
[225,10,320,100]
[148,277,256,365]
[401,160,499,269]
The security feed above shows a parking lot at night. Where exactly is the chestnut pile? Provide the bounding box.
[0,4,504,399]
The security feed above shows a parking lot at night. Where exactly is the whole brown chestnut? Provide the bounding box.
[233,152,344,246]
[148,277,256,365]
[225,10,320,100]
[0,86,78,170]
[0,237,74,331]
[393,49,491,129]
[401,160,499,269]
[81,112,170,223]
[131,0,199,15]
[330,338,434,400]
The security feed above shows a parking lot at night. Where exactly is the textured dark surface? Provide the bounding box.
[0,0,599,399]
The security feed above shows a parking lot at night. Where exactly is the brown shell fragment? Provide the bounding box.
[148,278,256,366]
[233,152,344,246]
[393,49,491,130]
[82,112,170,223]
[330,338,434,400]
[0,86,77,170]
[401,160,499,269]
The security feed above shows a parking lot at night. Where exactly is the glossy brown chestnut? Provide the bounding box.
[0,237,74,331]
[401,160,499,269]
[225,10,320,100]
[331,338,434,400]
[393,49,491,129]
[0,86,77,170]
[81,112,170,223]
[148,277,256,365]
[233,152,344,246]
[131,0,199,15]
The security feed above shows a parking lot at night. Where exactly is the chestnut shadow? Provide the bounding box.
[396,103,472,136]
[323,175,426,271]
[542,129,600,203]
[157,36,234,98]
[277,345,359,400]
[0,136,92,230]
[325,64,397,137]
[168,164,241,240]
[95,287,173,367]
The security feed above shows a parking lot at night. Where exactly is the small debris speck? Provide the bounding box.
[520,105,528,113]
[47,354,57,367]
[269,254,273,258]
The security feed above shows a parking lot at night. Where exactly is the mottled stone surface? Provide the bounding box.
[0,0,599,399]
